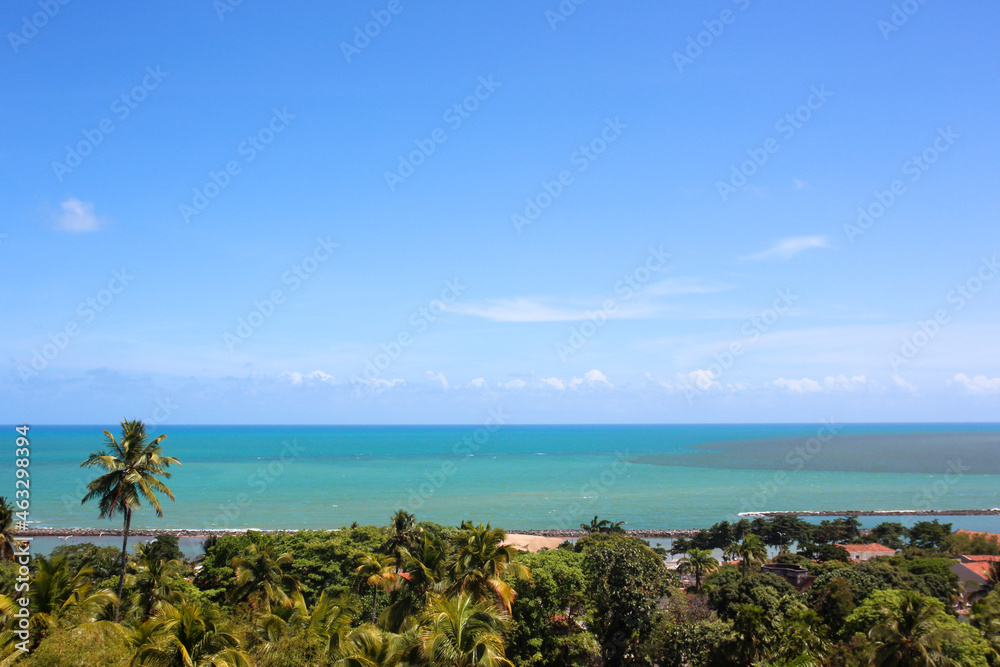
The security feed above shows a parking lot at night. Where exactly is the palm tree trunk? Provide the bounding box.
[115,507,131,622]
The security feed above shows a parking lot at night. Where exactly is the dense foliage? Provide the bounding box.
[2,421,999,666]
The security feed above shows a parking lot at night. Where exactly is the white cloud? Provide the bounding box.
[645,278,734,297]
[892,375,918,393]
[448,278,729,324]
[54,198,104,233]
[540,369,613,391]
[469,378,486,389]
[793,179,808,189]
[448,298,587,323]
[353,377,405,390]
[541,377,568,390]
[583,369,612,387]
[823,374,867,391]
[680,369,720,391]
[280,370,335,385]
[500,379,526,390]
[773,377,823,393]
[952,373,1000,395]
[280,371,303,384]
[741,236,830,261]
[425,370,449,389]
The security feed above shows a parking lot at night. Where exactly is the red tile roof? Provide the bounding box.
[836,543,896,553]
[960,561,997,579]
[956,529,1000,542]
[964,555,1000,562]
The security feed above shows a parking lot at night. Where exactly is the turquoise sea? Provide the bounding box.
[9,424,1000,535]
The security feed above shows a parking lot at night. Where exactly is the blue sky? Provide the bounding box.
[2,0,999,424]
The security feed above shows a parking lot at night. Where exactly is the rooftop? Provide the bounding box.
[836,543,896,553]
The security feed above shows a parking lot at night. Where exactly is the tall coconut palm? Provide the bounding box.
[229,542,299,612]
[356,553,399,625]
[80,419,179,622]
[0,498,18,561]
[866,590,957,666]
[130,601,251,667]
[419,593,512,667]
[678,547,719,590]
[448,524,530,614]
[730,534,768,579]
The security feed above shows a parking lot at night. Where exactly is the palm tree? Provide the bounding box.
[678,547,719,590]
[866,590,957,666]
[255,590,357,662]
[385,532,452,632]
[731,534,768,578]
[128,542,184,621]
[774,607,828,664]
[419,593,512,667]
[381,510,419,571]
[356,553,399,625]
[0,497,19,561]
[80,419,180,622]
[580,516,626,534]
[229,542,299,612]
[130,601,251,667]
[335,624,408,667]
[448,523,530,614]
[29,554,117,636]
[731,603,775,665]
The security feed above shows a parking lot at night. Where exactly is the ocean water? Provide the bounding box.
[9,424,1000,534]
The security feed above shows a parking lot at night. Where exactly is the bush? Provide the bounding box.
[505,549,598,667]
[25,624,131,667]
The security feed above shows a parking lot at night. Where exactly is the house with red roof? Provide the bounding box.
[835,543,897,561]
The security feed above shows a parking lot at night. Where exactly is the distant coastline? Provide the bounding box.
[18,509,1000,540]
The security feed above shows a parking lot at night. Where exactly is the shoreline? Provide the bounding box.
[17,527,705,539]
[16,509,1000,540]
